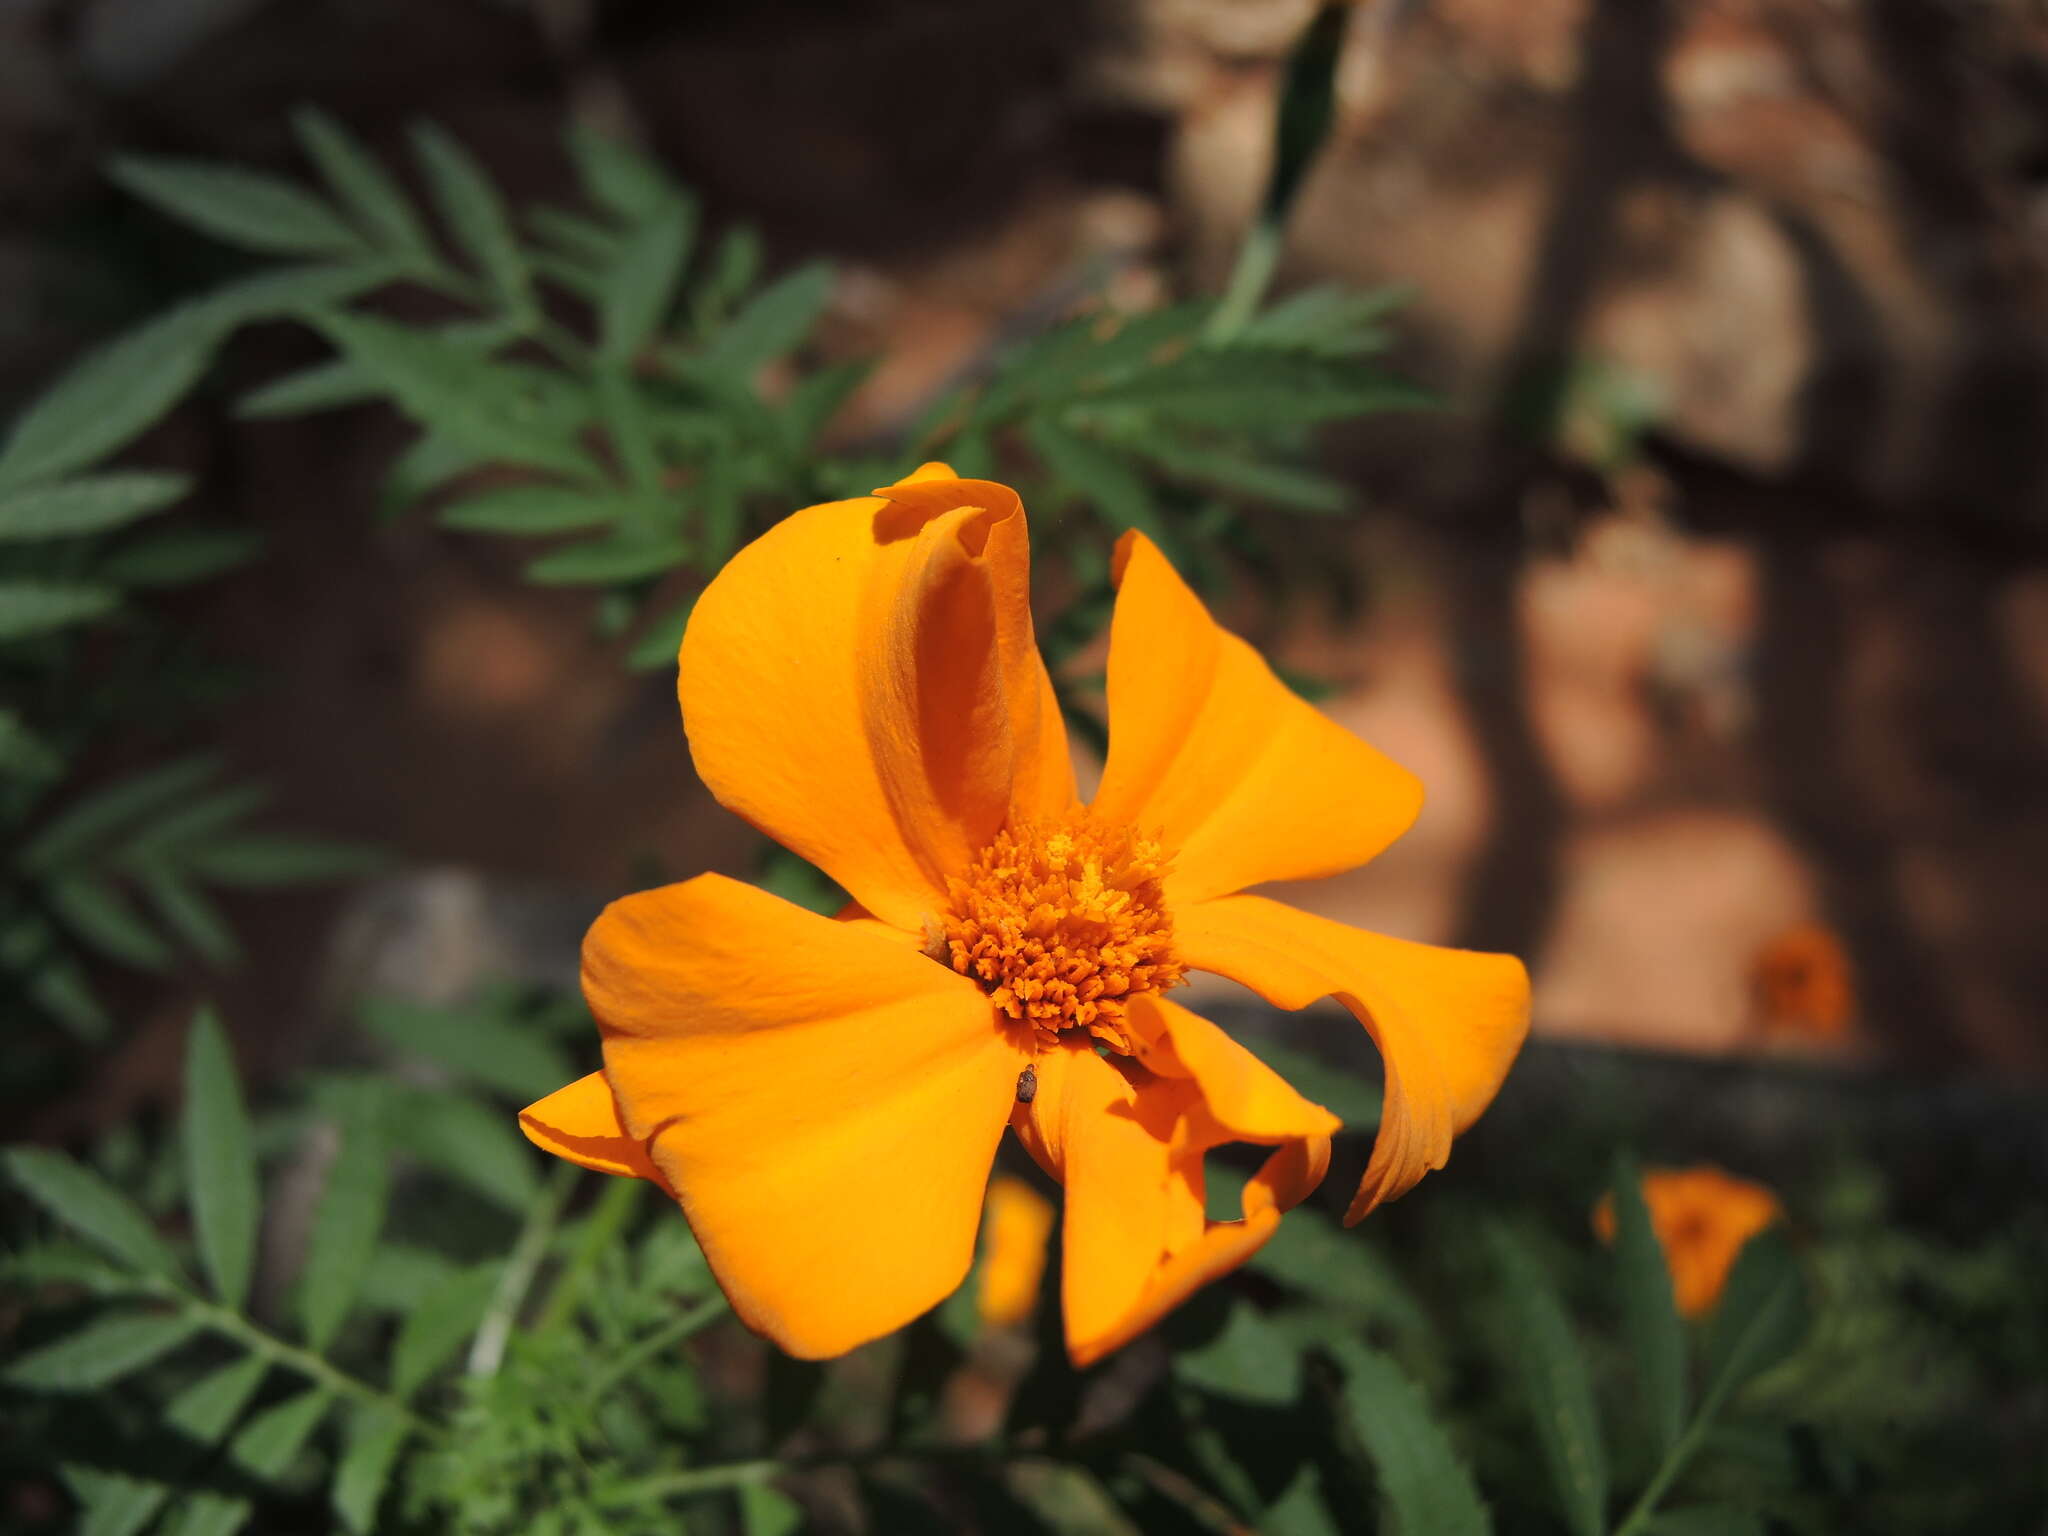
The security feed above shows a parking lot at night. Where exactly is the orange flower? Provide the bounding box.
[978,1176,1057,1328]
[518,466,1529,1364]
[1595,1165,1783,1318]
[1751,921,1855,1040]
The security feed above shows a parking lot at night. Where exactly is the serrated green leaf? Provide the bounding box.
[1328,1337,1491,1536]
[235,357,380,418]
[0,298,230,491]
[0,472,191,541]
[600,201,692,365]
[567,122,684,221]
[46,873,175,971]
[97,526,259,587]
[293,106,436,269]
[699,261,832,375]
[164,1353,269,1443]
[194,261,398,324]
[60,1465,170,1536]
[121,784,268,859]
[22,755,221,870]
[1128,438,1348,515]
[1088,350,1430,429]
[27,945,113,1042]
[165,1388,332,1536]
[1237,282,1405,355]
[411,123,531,313]
[183,1009,259,1307]
[108,154,368,258]
[390,1087,537,1212]
[694,225,763,327]
[299,1090,390,1351]
[524,532,687,585]
[140,864,240,967]
[390,1261,500,1398]
[626,593,697,672]
[1175,1303,1300,1405]
[0,580,118,639]
[437,483,628,534]
[1611,1155,1688,1459]
[334,1402,409,1533]
[316,312,597,477]
[358,1243,460,1315]
[357,997,575,1101]
[1025,417,1168,542]
[4,1309,199,1389]
[1703,1228,1808,1400]
[1488,1226,1608,1536]
[184,835,383,886]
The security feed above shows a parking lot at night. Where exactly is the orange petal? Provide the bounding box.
[1176,895,1529,1223]
[679,470,1072,930]
[977,1175,1057,1328]
[1090,531,1423,905]
[1011,1008,1335,1366]
[584,873,1027,1358]
[518,1071,662,1183]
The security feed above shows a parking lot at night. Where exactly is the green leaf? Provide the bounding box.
[1264,1464,1341,1536]
[140,865,240,968]
[1487,1226,1608,1536]
[357,997,575,1101]
[567,122,684,221]
[46,873,175,971]
[107,154,368,258]
[0,299,230,491]
[235,357,381,418]
[0,580,118,639]
[0,709,62,782]
[184,835,383,886]
[740,1485,806,1536]
[4,1309,199,1389]
[299,1089,390,1351]
[1611,1154,1688,1459]
[164,1354,269,1443]
[411,122,532,312]
[437,483,629,534]
[334,1403,409,1534]
[293,106,437,269]
[626,594,697,672]
[120,784,268,856]
[60,1466,170,1536]
[699,261,832,375]
[3,1153,180,1279]
[1128,439,1348,515]
[1702,1228,1808,1400]
[1237,282,1405,356]
[315,312,597,478]
[524,531,687,585]
[1327,1337,1491,1536]
[165,1389,333,1536]
[1263,2,1347,222]
[0,472,191,541]
[389,1261,500,1398]
[184,1008,260,1308]
[389,1087,538,1212]
[600,201,692,365]
[96,526,259,587]
[1089,350,1431,429]
[1025,417,1168,543]
[1175,1302,1301,1405]
[22,755,221,870]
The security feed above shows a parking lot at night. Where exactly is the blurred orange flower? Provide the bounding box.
[1751,921,1856,1040]
[1595,1165,1783,1318]
[978,1176,1057,1328]
[519,465,1529,1364]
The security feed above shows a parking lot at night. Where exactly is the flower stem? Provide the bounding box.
[1205,219,1284,344]
[467,1160,578,1378]
[536,1174,647,1335]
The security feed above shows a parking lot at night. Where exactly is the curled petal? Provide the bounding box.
[1091,531,1423,905]
[585,873,1026,1358]
[1176,895,1529,1223]
[519,1071,663,1184]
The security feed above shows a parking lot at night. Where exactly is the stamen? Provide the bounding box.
[939,815,1184,1052]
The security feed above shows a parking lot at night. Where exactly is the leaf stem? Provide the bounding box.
[580,1292,731,1405]
[179,1291,437,1437]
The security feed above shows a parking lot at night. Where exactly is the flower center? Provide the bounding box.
[935,815,1184,1053]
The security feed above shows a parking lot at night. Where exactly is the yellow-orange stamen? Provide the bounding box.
[939,815,1184,1052]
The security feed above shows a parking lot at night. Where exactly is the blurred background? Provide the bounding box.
[9,0,2048,1090]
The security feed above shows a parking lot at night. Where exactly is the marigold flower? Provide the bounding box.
[1595,1164,1783,1318]
[518,465,1530,1364]
[978,1176,1056,1328]
[1751,921,1855,1040]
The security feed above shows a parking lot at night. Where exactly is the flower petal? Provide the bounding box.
[584,872,1026,1358]
[1090,531,1424,905]
[1176,895,1529,1223]
[518,1071,664,1183]
[679,469,1072,930]
[1010,1003,1336,1366]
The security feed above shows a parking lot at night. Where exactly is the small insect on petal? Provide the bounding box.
[1015,1063,1037,1104]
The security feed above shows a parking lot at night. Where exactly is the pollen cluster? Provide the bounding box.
[937,816,1184,1051]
